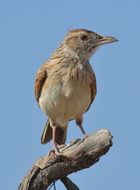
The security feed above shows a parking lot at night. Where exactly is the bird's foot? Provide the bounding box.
[83,134,88,139]
[57,144,66,149]
[48,145,61,156]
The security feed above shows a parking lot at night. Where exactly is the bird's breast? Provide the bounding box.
[39,62,95,124]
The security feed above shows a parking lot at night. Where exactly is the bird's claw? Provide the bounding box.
[48,145,61,156]
[57,144,66,149]
[83,134,88,139]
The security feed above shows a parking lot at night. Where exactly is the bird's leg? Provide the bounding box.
[52,125,60,154]
[48,120,61,155]
[78,124,88,139]
[76,118,88,139]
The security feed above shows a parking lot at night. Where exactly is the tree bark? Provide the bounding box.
[18,129,113,190]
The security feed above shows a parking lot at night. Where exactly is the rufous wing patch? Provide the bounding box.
[85,68,97,112]
[34,69,47,102]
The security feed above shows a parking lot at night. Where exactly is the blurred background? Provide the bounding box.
[0,0,139,189]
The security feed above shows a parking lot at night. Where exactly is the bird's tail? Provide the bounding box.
[41,119,67,145]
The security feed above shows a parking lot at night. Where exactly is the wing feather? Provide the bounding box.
[85,62,97,112]
[34,63,47,102]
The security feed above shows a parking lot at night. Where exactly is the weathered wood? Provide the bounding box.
[18,129,113,190]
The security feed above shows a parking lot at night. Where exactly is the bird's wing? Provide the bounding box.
[85,62,97,112]
[34,63,47,102]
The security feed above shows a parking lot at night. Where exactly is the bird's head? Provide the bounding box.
[61,29,118,60]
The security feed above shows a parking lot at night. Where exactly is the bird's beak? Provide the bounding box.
[93,36,118,47]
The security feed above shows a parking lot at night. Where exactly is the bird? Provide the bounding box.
[34,29,118,154]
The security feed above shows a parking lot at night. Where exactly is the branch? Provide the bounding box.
[60,177,79,190]
[18,129,113,190]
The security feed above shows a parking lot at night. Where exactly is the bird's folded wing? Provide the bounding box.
[90,75,97,105]
[34,63,47,102]
[85,62,97,112]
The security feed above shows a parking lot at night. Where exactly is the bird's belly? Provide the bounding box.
[39,80,91,125]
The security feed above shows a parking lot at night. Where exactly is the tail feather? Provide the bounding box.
[41,120,52,144]
[41,119,67,145]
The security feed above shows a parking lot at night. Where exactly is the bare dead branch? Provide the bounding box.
[18,129,113,190]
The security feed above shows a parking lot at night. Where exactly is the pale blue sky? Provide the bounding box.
[0,0,139,189]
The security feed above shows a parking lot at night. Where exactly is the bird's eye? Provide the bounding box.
[80,35,89,41]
